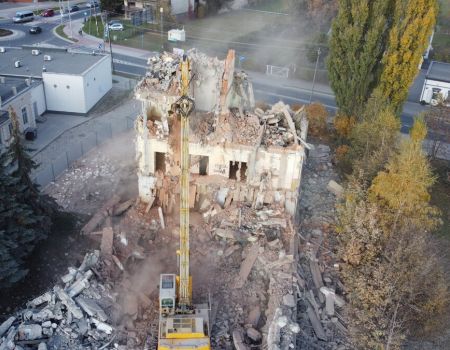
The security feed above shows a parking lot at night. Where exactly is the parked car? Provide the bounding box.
[69,5,79,12]
[86,1,99,8]
[29,26,42,34]
[41,9,54,17]
[108,22,124,31]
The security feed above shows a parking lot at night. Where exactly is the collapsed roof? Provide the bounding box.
[135,49,308,150]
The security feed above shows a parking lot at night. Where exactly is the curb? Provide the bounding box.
[52,24,77,44]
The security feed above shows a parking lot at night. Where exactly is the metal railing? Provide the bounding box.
[31,115,136,188]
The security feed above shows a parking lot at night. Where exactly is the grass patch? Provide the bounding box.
[433,0,450,62]
[55,24,78,42]
[0,28,13,37]
[248,0,290,12]
[431,160,450,238]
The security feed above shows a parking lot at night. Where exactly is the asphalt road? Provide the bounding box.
[0,9,430,134]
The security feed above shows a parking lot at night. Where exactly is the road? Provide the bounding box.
[0,4,429,134]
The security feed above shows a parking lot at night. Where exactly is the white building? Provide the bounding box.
[134,50,307,217]
[0,76,44,150]
[0,47,112,114]
[420,61,450,106]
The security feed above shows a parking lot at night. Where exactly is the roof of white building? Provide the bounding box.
[426,61,450,83]
[0,46,108,78]
[0,75,42,108]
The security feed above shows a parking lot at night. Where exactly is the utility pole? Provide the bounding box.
[67,0,73,38]
[160,7,164,51]
[309,47,321,104]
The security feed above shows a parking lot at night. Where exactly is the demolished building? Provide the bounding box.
[134,49,308,219]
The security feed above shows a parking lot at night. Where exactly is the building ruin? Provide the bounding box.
[134,49,308,219]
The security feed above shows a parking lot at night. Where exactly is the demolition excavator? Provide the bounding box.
[157,55,211,350]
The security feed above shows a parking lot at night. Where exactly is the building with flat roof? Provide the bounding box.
[420,61,450,106]
[0,75,44,150]
[0,46,112,114]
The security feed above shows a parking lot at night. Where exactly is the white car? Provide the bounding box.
[109,23,124,31]
[86,1,99,8]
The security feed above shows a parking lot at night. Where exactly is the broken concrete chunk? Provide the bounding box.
[75,297,108,322]
[246,306,261,328]
[67,270,93,298]
[232,329,249,350]
[306,306,326,341]
[100,227,114,258]
[31,308,54,322]
[38,342,48,350]
[246,327,262,342]
[28,292,52,308]
[54,286,83,319]
[282,294,296,308]
[113,198,135,216]
[17,324,42,341]
[78,250,100,272]
[327,180,343,197]
[112,255,124,271]
[0,317,16,338]
[233,244,260,289]
[91,318,113,334]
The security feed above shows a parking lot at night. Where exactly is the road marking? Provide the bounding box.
[113,58,147,69]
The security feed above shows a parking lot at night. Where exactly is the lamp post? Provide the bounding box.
[160,7,164,51]
[67,0,73,38]
[309,47,321,104]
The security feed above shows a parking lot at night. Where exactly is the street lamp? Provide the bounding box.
[160,7,164,51]
[309,47,321,104]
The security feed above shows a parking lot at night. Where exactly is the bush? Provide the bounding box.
[334,114,356,139]
[305,102,328,137]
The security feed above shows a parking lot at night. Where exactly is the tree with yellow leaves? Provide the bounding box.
[373,0,438,113]
[369,118,440,230]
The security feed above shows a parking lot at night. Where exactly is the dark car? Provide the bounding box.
[41,9,54,17]
[69,5,79,12]
[29,26,42,34]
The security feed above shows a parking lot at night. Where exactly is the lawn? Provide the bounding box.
[55,24,77,42]
[433,0,450,62]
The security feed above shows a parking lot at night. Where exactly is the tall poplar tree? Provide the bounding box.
[374,0,438,113]
[327,0,390,117]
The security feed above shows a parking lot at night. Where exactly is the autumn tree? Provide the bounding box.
[369,118,440,231]
[338,167,447,349]
[373,0,438,113]
[327,0,390,117]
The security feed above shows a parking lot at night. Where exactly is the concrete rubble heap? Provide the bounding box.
[295,144,350,349]
[0,251,119,350]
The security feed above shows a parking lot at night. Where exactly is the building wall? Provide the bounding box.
[171,0,195,15]
[43,73,85,113]
[82,55,112,112]
[420,78,450,104]
[0,83,43,148]
[136,134,305,192]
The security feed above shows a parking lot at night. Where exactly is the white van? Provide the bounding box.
[13,10,34,23]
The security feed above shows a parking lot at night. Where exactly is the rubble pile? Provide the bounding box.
[295,144,350,349]
[0,251,121,350]
[144,53,180,92]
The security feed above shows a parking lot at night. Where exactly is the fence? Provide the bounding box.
[266,65,290,78]
[32,115,136,188]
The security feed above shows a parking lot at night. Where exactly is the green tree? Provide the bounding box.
[346,107,400,181]
[327,0,390,117]
[0,108,55,287]
[373,0,438,113]
[7,107,38,194]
